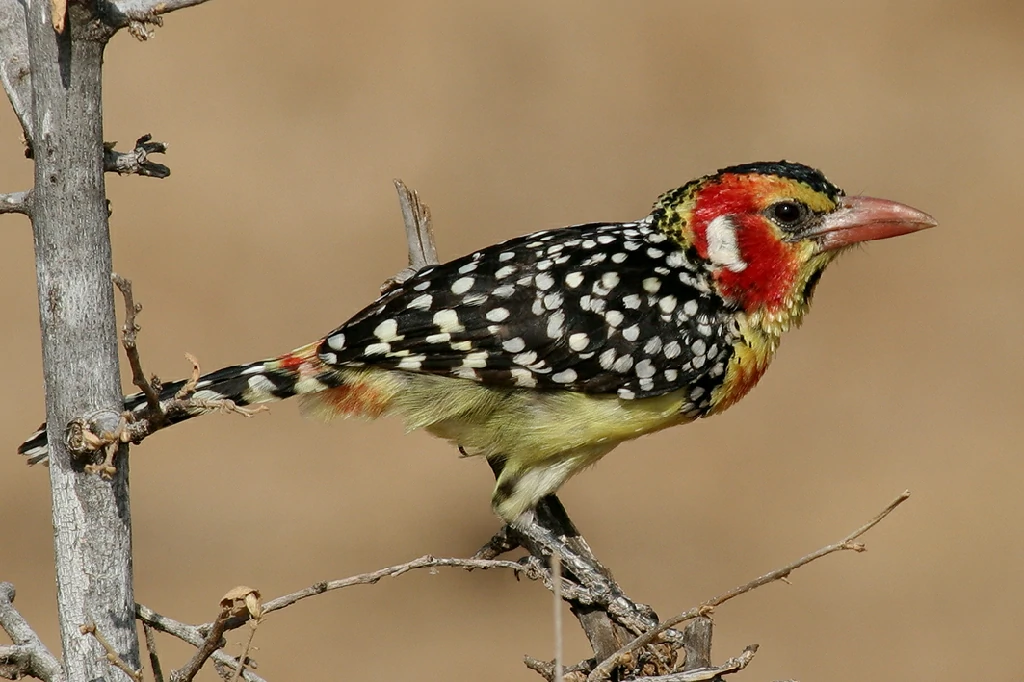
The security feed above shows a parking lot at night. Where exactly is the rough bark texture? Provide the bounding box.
[25,1,139,678]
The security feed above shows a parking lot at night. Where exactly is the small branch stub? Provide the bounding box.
[104,135,170,178]
[0,190,33,216]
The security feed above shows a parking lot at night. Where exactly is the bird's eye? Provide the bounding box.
[769,201,807,228]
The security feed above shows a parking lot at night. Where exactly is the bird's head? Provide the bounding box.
[652,161,936,332]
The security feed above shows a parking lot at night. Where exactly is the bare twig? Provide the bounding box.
[135,605,266,682]
[143,623,165,682]
[138,558,522,682]
[552,552,563,682]
[587,491,911,681]
[112,274,164,414]
[104,135,170,178]
[640,644,758,682]
[260,555,528,616]
[0,190,32,216]
[226,618,261,682]
[382,179,438,292]
[0,583,64,682]
[168,606,232,682]
[81,622,144,681]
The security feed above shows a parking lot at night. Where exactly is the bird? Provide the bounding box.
[19,161,935,526]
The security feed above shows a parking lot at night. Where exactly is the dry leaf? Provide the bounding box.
[220,586,263,620]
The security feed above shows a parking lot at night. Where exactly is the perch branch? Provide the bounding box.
[587,491,911,681]
[0,583,63,682]
[0,190,32,216]
[104,135,170,178]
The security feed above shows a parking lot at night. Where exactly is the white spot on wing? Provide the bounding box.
[552,369,577,383]
[433,309,464,333]
[373,319,400,342]
[407,294,433,311]
[568,333,589,351]
[451,277,475,295]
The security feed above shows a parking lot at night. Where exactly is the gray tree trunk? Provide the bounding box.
[25,1,139,679]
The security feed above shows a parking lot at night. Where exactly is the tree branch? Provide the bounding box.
[167,606,232,682]
[0,0,33,143]
[0,190,32,216]
[641,644,758,682]
[142,623,165,682]
[0,583,64,682]
[260,555,529,616]
[104,0,216,40]
[104,135,170,178]
[135,605,267,682]
[587,491,912,681]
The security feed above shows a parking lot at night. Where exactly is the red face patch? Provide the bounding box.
[691,175,801,313]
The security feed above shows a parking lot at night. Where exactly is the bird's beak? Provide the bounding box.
[809,196,937,251]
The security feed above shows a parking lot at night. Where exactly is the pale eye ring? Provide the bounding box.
[769,200,808,228]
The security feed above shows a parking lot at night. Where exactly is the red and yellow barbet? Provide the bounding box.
[19,162,936,523]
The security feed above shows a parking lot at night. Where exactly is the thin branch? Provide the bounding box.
[381,179,438,292]
[587,491,911,682]
[135,605,266,682]
[640,644,758,682]
[81,622,144,682]
[112,274,164,413]
[260,555,528,616]
[104,135,170,178]
[0,583,64,682]
[226,620,261,682]
[0,190,32,216]
[143,623,165,682]
[168,606,232,682]
[552,552,563,682]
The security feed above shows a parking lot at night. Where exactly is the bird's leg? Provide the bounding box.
[513,496,664,636]
[511,497,616,597]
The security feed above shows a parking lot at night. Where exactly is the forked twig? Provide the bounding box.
[587,491,911,681]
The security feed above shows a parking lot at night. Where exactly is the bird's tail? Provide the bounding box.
[17,340,343,466]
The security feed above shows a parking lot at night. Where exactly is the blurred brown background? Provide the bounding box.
[1,1,1021,679]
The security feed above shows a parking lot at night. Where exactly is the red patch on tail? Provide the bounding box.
[316,382,388,419]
